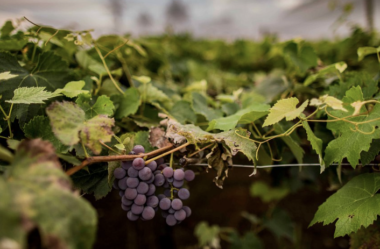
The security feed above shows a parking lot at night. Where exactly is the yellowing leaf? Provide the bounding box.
[133,75,151,84]
[0,71,17,81]
[54,80,89,98]
[320,95,347,112]
[6,87,61,104]
[351,101,364,116]
[263,97,308,127]
[80,115,114,154]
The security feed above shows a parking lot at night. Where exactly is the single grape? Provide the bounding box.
[173,170,185,181]
[168,208,175,214]
[166,177,174,183]
[173,180,184,188]
[163,167,174,178]
[174,209,186,221]
[121,161,132,170]
[147,161,157,171]
[128,167,139,178]
[139,167,152,181]
[127,211,139,221]
[134,194,147,205]
[131,204,144,215]
[142,206,155,220]
[122,196,133,206]
[118,177,128,190]
[146,184,156,196]
[158,194,166,200]
[114,168,126,179]
[146,196,159,208]
[171,199,183,210]
[156,158,165,166]
[182,206,192,217]
[166,215,177,226]
[121,204,131,211]
[159,198,171,210]
[137,182,149,194]
[146,175,155,184]
[133,145,145,154]
[164,189,171,197]
[132,158,145,170]
[119,191,124,197]
[178,188,190,200]
[126,178,139,188]
[124,188,137,200]
[154,174,165,186]
[184,170,195,181]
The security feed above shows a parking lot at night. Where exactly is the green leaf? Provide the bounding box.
[76,94,115,119]
[114,87,140,119]
[134,131,155,152]
[0,52,72,103]
[194,222,221,247]
[54,80,89,98]
[274,123,304,164]
[46,101,86,146]
[75,50,106,75]
[0,139,97,248]
[283,42,318,74]
[304,62,347,86]
[250,181,289,203]
[361,140,380,166]
[0,38,28,51]
[207,103,270,131]
[0,20,14,38]
[6,87,60,104]
[138,83,171,108]
[310,173,380,237]
[169,100,197,124]
[303,121,325,173]
[191,92,223,121]
[0,144,13,163]
[24,116,69,153]
[79,115,115,155]
[357,46,380,61]
[324,87,380,167]
[263,98,308,127]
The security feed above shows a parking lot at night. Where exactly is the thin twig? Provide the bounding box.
[145,142,191,165]
[104,39,129,59]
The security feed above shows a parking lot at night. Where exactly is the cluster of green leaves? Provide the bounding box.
[0,18,380,246]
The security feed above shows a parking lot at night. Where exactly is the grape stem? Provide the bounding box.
[144,142,190,165]
[66,144,174,176]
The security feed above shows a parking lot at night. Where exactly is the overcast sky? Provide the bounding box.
[0,0,378,40]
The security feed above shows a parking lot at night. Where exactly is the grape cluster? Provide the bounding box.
[112,145,195,226]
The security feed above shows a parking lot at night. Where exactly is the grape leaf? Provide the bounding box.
[76,94,115,119]
[302,121,325,172]
[310,173,380,237]
[274,123,304,164]
[324,87,380,167]
[263,98,308,127]
[191,92,223,121]
[6,87,61,104]
[170,100,197,124]
[54,80,89,98]
[304,62,347,86]
[0,139,96,249]
[207,103,270,131]
[195,222,221,248]
[114,87,140,119]
[0,144,13,163]
[75,50,106,75]
[139,83,171,108]
[357,46,380,61]
[0,71,17,81]
[360,140,380,166]
[283,42,318,74]
[0,20,14,38]
[134,131,155,152]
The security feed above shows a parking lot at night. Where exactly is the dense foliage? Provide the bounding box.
[1,18,380,248]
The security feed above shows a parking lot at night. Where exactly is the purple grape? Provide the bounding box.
[182,206,192,217]
[164,189,171,197]
[132,158,145,170]
[118,177,128,190]
[184,170,195,181]
[128,167,139,178]
[173,170,185,181]
[124,188,137,200]
[139,167,152,181]
[131,204,144,215]
[173,180,184,188]
[121,204,131,211]
[119,191,124,197]
[178,188,190,200]
[122,196,133,206]
[166,177,174,183]
[156,158,165,166]
[159,198,171,210]
[146,175,155,184]
[147,161,157,171]
[134,194,147,205]
[158,164,168,170]
[121,161,132,170]
[146,196,159,208]
[163,182,170,188]
[142,206,155,220]
[158,194,166,200]
[146,184,156,196]
[114,168,126,179]
[166,215,177,226]
[163,167,174,178]
[127,211,139,221]
[154,174,165,186]
[133,145,145,154]
[171,199,183,210]
[127,178,139,188]
[137,182,149,194]
[168,208,175,214]
[174,209,186,221]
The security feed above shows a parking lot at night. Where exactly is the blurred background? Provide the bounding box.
[0,0,378,39]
